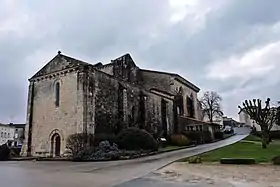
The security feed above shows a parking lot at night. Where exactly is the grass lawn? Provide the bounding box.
[244,134,262,142]
[181,137,280,163]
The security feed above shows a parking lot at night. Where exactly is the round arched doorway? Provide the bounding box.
[51,133,61,157]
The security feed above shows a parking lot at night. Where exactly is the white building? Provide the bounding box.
[0,123,15,145]
[8,123,26,147]
[238,110,280,132]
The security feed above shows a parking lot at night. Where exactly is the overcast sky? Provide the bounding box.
[1,0,280,123]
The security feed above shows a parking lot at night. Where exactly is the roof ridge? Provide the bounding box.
[140,69,200,92]
[60,54,91,65]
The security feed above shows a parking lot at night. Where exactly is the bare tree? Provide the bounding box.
[200,91,223,122]
[238,98,280,149]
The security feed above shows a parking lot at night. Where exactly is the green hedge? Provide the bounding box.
[253,130,280,140]
[93,133,118,146]
[220,158,256,165]
[183,131,202,144]
[0,144,10,161]
[183,131,213,144]
[66,133,94,155]
[272,156,280,165]
[214,131,224,140]
[170,134,190,146]
[203,131,212,143]
[117,128,158,151]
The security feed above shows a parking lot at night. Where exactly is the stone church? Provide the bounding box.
[21,51,201,157]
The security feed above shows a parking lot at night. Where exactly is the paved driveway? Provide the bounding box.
[0,127,249,187]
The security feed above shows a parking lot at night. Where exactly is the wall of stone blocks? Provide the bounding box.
[139,70,200,120]
[140,70,174,94]
[30,71,83,156]
[93,70,174,137]
[172,80,199,119]
[93,71,120,134]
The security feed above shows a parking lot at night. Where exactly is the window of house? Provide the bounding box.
[8,133,10,138]
[1,132,2,138]
[4,132,6,138]
[187,95,195,118]
[55,82,60,107]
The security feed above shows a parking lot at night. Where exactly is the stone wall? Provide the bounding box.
[93,70,174,137]
[140,70,199,119]
[21,53,201,157]
[97,64,114,75]
[29,71,83,156]
[140,70,173,94]
[173,79,199,119]
[93,71,119,134]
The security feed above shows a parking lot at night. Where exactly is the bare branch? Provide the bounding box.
[199,91,223,122]
[239,98,280,148]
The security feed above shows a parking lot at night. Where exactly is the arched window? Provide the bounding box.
[55,82,60,107]
[187,94,195,118]
[175,89,184,116]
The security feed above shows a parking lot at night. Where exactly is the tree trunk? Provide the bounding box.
[262,138,267,149]
[261,131,269,149]
[266,134,272,145]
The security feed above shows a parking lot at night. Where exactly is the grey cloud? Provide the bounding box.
[26,0,170,60]
[0,0,170,123]
[1,0,280,122]
[136,0,280,118]
[141,0,280,75]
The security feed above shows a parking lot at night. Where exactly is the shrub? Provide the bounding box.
[0,144,11,161]
[272,156,280,165]
[117,127,158,151]
[202,131,213,143]
[252,130,280,140]
[214,131,224,140]
[183,131,213,144]
[10,148,21,157]
[170,134,190,146]
[73,141,120,161]
[220,158,256,165]
[269,131,280,140]
[66,133,94,155]
[183,131,203,144]
[93,133,118,147]
[188,156,202,164]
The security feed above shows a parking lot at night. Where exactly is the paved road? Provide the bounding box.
[0,127,250,187]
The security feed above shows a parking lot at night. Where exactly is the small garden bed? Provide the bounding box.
[7,129,235,162]
[34,145,196,162]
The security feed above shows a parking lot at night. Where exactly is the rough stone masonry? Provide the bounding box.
[21,51,200,157]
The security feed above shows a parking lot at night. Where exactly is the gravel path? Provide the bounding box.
[147,162,280,187]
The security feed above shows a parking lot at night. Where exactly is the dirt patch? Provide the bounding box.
[147,162,280,187]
